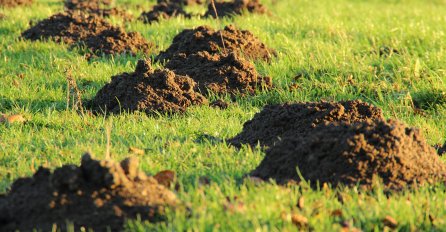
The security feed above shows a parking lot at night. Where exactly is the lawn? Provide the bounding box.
[1,0,446,231]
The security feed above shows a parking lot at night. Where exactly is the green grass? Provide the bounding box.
[1,0,446,231]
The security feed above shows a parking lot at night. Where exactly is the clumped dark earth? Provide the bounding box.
[139,2,191,24]
[204,0,267,18]
[0,154,178,231]
[250,119,446,190]
[210,99,230,109]
[65,0,133,21]
[156,25,276,62]
[90,59,208,115]
[21,12,111,44]
[81,27,154,58]
[0,0,32,7]
[21,12,153,57]
[228,100,384,148]
[435,143,446,156]
[165,51,272,95]
[158,0,203,5]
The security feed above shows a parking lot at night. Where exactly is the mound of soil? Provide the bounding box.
[0,154,178,231]
[204,0,267,18]
[228,100,384,148]
[156,25,275,62]
[139,2,191,24]
[90,59,208,114]
[81,27,154,58]
[250,119,446,190]
[65,0,133,21]
[165,51,272,95]
[21,12,152,57]
[0,0,32,7]
[65,0,109,10]
[158,0,203,5]
[21,12,112,44]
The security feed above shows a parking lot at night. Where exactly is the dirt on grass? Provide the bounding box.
[81,27,154,58]
[65,0,133,21]
[250,119,446,190]
[90,59,208,115]
[0,154,178,231]
[165,51,272,95]
[204,0,267,18]
[21,12,153,57]
[139,2,191,24]
[0,0,32,7]
[435,143,446,156]
[158,0,203,5]
[228,100,384,148]
[156,25,276,62]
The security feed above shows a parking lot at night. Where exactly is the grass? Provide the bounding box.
[1,0,446,230]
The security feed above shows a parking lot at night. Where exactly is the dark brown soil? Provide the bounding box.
[65,0,133,21]
[0,0,32,7]
[250,119,446,190]
[156,25,276,62]
[228,100,384,148]
[0,154,178,231]
[434,143,446,156]
[81,27,154,58]
[90,59,208,115]
[157,0,203,5]
[21,12,110,44]
[139,2,191,24]
[165,51,272,95]
[210,99,230,109]
[204,0,267,18]
[21,12,152,57]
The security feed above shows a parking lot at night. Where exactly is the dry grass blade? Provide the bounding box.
[65,68,85,116]
[210,0,227,53]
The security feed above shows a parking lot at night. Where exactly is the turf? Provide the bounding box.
[1,0,446,231]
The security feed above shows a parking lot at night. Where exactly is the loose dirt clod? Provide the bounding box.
[81,27,154,58]
[250,119,446,190]
[204,0,267,18]
[228,100,384,148]
[21,12,111,44]
[210,99,230,109]
[0,0,32,7]
[90,59,207,115]
[165,51,272,95]
[435,143,446,156]
[158,0,203,5]
[156,25,275,62]
[65,0,133,21]
[21,12,152,57]
[139,2,191,24]
[0,154,178,231]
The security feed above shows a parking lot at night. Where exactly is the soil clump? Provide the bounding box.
[156,25,275,62]
[81,27,154,58]
[139,2,191,24]
[210,99,230,109]
[0,154,178,231]
[0,0,32,7]
[21,12,152,57]
[90,59,207,115]
[65,0,133,20]
[165,51,272,95]
[158,0,203,5]
[435,143,446,156]
[250,119,446,190]
[228,100,384,148]
[204,0,267,18]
